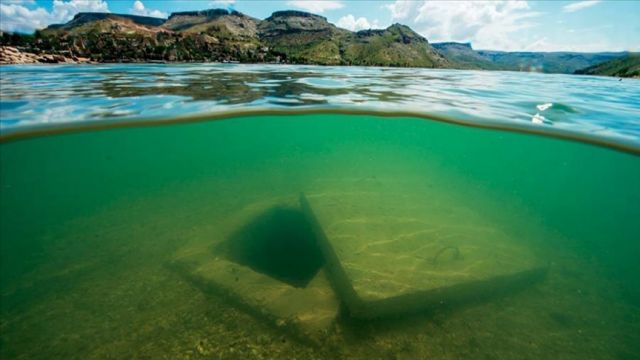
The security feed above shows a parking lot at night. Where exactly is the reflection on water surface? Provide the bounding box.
[1,64,639,144]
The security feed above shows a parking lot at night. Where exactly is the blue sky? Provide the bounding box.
[1,0,638,52]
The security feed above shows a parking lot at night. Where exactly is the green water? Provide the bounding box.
[1,114,639,359]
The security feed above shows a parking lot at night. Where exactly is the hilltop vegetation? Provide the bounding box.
[342,24,448,67]
[574,55,640,78]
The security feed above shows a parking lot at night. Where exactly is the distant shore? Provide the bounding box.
[1,45,637,79]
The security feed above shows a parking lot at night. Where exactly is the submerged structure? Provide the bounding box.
[171,197,340,344]
[171,178,547,342]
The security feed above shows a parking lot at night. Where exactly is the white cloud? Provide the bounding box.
[0,0,109,33]
[211,0,236,6]
[384,0,416,21]
[336,14,380,31]
[563,1,600,13]
[130,0,167,18]
[52,0,109,21]
[523,37,616,52]
[383,1,540,50]
[286,1,344,14]
[0,3,50,32]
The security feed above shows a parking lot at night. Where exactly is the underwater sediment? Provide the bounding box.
[1,112,639,358]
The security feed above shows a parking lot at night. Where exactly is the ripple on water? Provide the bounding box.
[0,64,639,144]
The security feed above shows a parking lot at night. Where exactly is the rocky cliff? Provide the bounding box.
[0,45,91,64]
[1,9,449,67]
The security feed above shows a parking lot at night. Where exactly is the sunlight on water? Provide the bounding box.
[1,113,639,359]
[1,64,639,143]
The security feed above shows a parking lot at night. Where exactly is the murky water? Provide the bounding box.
[1,112,639,359]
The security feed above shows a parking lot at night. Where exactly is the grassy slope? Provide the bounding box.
[260,30,345,65]
[575,55,640,78]
[343,26,449,68]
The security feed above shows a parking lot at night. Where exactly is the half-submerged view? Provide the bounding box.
[1,1,639,359]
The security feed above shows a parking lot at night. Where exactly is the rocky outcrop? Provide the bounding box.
[0,46,91,64]
[0,46,39,64]
[163,9,259,38]
[258,11,335,37]
[48,12,165,30]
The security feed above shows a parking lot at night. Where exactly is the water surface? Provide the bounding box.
[1,64,639,145]
[0,65,639,359]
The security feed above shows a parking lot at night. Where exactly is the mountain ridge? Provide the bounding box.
[24,9,449,67]
[0,9,633,75]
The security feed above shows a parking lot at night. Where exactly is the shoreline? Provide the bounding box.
[0,46,92,64]
[2,46,637,79]
[0,45,640,80]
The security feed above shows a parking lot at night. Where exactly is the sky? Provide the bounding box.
[0,0,638,52]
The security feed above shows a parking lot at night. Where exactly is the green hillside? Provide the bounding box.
[575,55,640,78]
[15,9,447,67]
